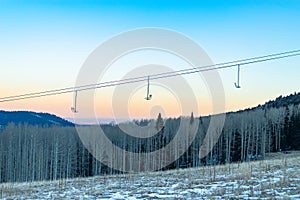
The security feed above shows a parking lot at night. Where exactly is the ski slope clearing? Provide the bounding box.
[1,151,300,199]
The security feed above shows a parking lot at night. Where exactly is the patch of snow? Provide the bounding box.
[1,152,300,199]
[147,193,177,198]
[191,188,212,195]
[110,192,125,199]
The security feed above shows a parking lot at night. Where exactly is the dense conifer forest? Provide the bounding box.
[0,92,299,183]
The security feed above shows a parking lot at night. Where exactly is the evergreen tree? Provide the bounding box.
[190,112,194,124]
[156,113,164,131]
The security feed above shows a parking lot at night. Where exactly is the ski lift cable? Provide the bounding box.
[1,49,299,101]
[146,52,300,81]
[0,50,299,103]
[0,49,299,102]
[1,51,299,103]
[1,51,299,102]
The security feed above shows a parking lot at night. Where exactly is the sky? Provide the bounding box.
[0,0,299,122]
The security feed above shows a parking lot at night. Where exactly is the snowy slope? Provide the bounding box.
[1,151,299,199]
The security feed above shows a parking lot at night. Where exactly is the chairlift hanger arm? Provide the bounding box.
[145,76,152,100]
[71,90,78,113]
[234,64,241,88]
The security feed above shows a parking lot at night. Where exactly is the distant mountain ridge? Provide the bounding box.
[0,110,74,127]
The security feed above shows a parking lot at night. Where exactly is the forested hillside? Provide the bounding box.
[0,111,74,127]
[0,92,299,183]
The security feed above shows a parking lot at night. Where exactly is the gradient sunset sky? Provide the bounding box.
[0,0,299,121]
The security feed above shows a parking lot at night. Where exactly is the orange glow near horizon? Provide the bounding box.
[1,90,181,120]
[0,92,73,117]
[0,86,247,120]
[1,86,296,121]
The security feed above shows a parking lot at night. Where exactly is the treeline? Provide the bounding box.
[206,104,300,164]
[0,124,104,182]
[0,95,300,183]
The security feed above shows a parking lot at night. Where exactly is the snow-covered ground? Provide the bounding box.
[1,152,300,199]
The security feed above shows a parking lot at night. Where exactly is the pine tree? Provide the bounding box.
[190,112,194,124]
[156,113,164,131]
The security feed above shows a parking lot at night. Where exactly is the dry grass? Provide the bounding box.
[1,151,300,199]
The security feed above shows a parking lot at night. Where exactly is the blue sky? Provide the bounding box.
[0,0,299,119]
